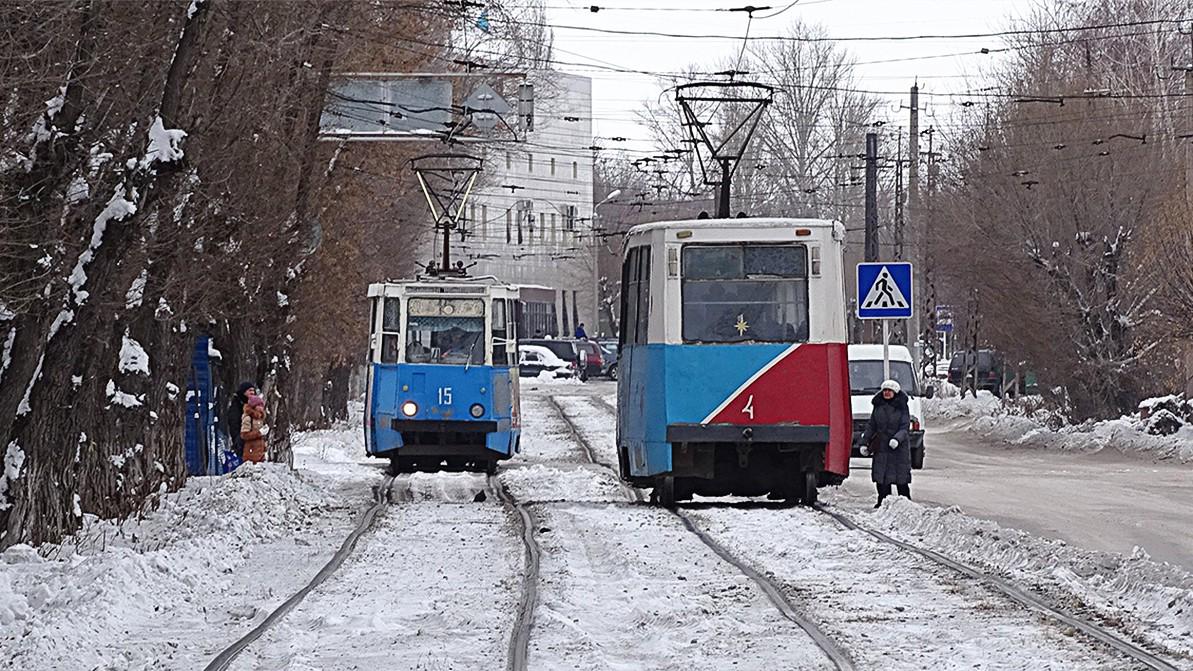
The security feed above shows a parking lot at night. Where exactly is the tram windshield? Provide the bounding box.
[404,297,486,365]
[682,244,809,343]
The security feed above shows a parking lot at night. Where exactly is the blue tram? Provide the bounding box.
[616,218,852,505]
[364,278,521,473]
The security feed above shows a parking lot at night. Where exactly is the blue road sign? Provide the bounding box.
[857,262,914,320]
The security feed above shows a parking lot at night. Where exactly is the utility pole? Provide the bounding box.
[863,132,880,344]
[1176,28,1193,207]
[864,132,879,262]
[894,133,905,261]
[1174,27,1193,396]
[906,84,921,352]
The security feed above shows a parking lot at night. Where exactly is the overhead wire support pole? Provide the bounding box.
[864,132,879,263]
[906,83,921,356]
[1175,23,1193,208]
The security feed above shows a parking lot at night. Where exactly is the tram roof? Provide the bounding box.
[367,275,518,297]
[625,217,842,237]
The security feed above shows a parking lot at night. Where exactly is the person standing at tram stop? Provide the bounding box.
[240,394,270,463]
[859,379,912,508]
[225,382,256,459]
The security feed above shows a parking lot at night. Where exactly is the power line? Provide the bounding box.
[483,15,1190,44]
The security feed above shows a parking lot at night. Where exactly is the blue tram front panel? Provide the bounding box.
[368,362,519,459]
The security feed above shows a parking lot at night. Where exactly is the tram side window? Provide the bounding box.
[635,249,651,344]
[681,244,809,344]
[492,299,509,365]
[620,246,651,346]
[381,298,401,363]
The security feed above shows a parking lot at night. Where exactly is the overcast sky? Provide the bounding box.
[543,0,1039,152]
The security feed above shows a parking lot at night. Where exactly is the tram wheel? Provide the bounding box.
[802,471,818,506]
[655,475,676,509]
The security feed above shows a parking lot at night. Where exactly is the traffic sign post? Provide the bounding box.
[857,262,914,381]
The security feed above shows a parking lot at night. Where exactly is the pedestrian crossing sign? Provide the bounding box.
[857,262,913,319]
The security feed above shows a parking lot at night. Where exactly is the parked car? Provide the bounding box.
[575,340,603,380]
[848,344,932,469]
[947,349,1006,396]
[596,339,618,380]
[519,338,600,381]
[517,344,574,379]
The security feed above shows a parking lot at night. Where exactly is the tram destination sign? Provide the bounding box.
[856,262,914,320]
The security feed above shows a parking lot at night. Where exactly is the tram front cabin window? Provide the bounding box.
[404,298,486,365]
[380,298,401,363]
[681,244,810,344]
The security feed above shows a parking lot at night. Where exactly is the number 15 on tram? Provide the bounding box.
[615,218,852,506]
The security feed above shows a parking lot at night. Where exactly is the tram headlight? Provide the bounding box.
[470,403,485,418]
[401,401,418,417]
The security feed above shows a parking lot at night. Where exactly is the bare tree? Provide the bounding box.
[931,0,1188,418]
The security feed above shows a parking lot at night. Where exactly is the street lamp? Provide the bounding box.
[592,189,622,337]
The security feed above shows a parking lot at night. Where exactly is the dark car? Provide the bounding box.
[520,339,601,381]
[948,349,1006,396]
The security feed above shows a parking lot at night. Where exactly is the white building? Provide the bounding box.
[454,72,597,337]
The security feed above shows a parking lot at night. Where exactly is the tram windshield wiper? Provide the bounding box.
[464,333,481,371]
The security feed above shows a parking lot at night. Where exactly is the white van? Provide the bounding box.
[848,344,932,469]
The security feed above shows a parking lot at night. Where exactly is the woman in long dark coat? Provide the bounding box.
[859,379,912,508]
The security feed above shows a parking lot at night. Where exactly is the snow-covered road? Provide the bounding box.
[842,419,1193,571]
[4,380,1192,670]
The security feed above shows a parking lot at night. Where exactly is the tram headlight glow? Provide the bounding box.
[401,401,418,417]
[470,403,485,418]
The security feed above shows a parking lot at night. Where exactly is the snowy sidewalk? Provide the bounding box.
[0,417,386,671]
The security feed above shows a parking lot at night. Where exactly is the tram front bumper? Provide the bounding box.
[390,419,499,433]
[666,423,830,444]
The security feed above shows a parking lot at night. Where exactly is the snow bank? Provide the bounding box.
[924,393,1193,463]
[922,390,1001,421]
[865,496,1193,658]
[0,463,349,670]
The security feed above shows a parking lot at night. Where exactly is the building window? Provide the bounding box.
[480,205,488,237]
[539,212,546,243]
[506,152,511,170]
[572,161,578,179]
[550,158,556,175]
[550,213,557,243]
[563,204,577,231]
[506,210,512,244]
[527,154,534,172]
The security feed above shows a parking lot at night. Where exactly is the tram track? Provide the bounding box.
[563,390,1184,671]
[813,503,1181,671]
[490,473,540,671]
[548,393,855,671]
[203,473,398,671]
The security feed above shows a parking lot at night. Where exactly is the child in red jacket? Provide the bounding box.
[240,394,268,463]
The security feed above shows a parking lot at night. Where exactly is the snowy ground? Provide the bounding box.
[0,463,363,670]
[4,382,1193,670]
[228,478,520,671]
